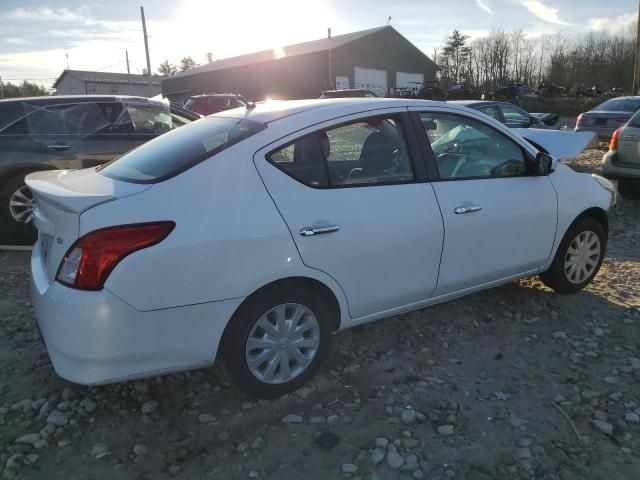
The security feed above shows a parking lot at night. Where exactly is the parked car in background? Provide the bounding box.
[184,93,246,116]
[28,98,614,397]
[0,95,200,245]
[448,84,481,100]
[602,109,640,199]
[484,82,534,100]
[575,97,640,141]
[320,89,377,98]
[451,100,558,129]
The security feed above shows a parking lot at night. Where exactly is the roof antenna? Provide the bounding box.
[386,16,392,25]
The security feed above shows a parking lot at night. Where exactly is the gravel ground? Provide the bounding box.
[1,149,639,480]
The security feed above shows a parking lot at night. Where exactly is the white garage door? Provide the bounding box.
[396,72,424,95]
[354,67,387,97]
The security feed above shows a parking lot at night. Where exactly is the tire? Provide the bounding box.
[540,217,606,293]
[618,179,640,200]
[222,283,333,398]
[0,173,38,245]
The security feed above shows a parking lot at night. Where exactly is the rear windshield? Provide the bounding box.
[628,110,640,128]
[99,116,264,183]
[593,98,640,113]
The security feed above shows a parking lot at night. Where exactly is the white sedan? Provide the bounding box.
[28,98,615,398]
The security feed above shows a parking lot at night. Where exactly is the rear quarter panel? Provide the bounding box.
[79,138,350,319]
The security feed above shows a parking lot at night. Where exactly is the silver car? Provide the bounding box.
[602,110,640,199]
[576,97,640,141]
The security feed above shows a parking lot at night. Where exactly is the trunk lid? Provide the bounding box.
[513,128,597,160]
[617,126,640,166]
[580,111,632,128]
[26,168,151,283]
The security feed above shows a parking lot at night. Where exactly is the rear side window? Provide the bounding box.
[268,116,414,187]
[99,117,265,183]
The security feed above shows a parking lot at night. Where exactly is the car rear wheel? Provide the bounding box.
[618,179,640,200]
[0,173,38,245]
[222,283,333,398]
[540,217,606,293]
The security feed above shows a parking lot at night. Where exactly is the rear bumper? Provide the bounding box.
[31,247,243,385]
[602,151,640,180]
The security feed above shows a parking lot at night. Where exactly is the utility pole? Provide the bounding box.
[140,6,152,96]
[328,28,332,89]
[634,0,640,95]
[0,76,3,99]
[126,50,132,85]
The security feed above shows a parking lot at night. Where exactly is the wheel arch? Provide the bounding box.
[218,276,343,361]
[571,207,609,238]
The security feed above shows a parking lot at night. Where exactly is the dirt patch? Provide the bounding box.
[1,149,639,480]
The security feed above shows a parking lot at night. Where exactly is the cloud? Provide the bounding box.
[4,7,84,22]
[475,0,493,14]
[589,12,635,32]
[522,1,570,26]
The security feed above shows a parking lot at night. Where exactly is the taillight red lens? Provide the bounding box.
[56,222,175,290]
[610,128,621,151]
[576,114,584,128]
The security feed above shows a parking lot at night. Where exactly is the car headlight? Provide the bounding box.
[592,174,617,206]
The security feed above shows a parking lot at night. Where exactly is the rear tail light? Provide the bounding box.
[610,128,621,151]
[56,222,175,290]
[576,114,584,128]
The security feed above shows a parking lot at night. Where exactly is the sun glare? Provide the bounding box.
[173,0,339,61]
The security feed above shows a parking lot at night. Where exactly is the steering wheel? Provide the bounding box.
[490,159,523,177]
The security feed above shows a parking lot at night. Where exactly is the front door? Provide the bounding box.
[254,111,444,319]
[411,109,558,295]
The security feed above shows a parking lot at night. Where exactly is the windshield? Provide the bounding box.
[593,98,640,113]
[99,116,265,183]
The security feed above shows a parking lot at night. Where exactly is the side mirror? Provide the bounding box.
[534,152,555,175]
[529,116,538,126]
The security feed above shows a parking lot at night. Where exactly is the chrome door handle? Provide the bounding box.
[300,225,340,236]
[47,144,71,151]
[454,205,482,214]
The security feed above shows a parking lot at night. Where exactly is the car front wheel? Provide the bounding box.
[222,284,333,398]
[540,217,606,293]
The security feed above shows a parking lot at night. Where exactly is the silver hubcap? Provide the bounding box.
[564,230,601,284]
[9,185,34,223]
[245,303,320,385]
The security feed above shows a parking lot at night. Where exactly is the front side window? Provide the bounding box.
[122,103,185,135]
[419,112,528,179]
[268,116,414,188]
[475,105,501,122]
[500,104,530,127]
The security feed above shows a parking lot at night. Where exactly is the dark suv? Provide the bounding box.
[184,94,246,116]
[0,95,200,244]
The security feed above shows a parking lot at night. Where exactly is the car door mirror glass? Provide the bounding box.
[535,152,554,175]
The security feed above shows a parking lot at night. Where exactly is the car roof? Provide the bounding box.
[448,100,496,107]
[189,93,244,98]
[0,94,153,106]
[214,98,457,124]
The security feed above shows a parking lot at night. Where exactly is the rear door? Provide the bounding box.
[410,108,557,295]
[254,110,444,319]
[27,101,134,170]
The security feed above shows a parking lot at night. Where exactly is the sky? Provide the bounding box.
[0,0,636,88]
